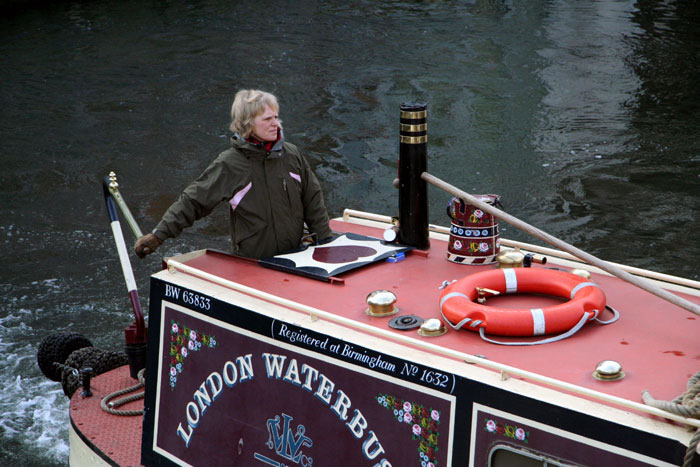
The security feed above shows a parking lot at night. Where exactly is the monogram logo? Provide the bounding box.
[254,413,313,466]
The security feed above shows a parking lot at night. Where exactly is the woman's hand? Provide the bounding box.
[134,233,162,258]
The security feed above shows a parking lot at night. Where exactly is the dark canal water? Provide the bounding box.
[1,0,698,464]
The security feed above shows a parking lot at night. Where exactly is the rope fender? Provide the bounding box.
[37,333,93,382]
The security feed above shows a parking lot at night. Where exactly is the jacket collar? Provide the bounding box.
[232,128,285,154]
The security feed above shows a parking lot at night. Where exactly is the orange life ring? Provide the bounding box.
[439,268,606,337]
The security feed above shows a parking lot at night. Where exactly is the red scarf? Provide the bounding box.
[247,129,281,151]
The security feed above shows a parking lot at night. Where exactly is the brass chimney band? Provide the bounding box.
[400,135,428,144]
[400,110,427,119]
[400,110,427,144]
[400,123,427,132]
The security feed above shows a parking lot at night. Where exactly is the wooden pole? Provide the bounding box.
[421,172,700,316]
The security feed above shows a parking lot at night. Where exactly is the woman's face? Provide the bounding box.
[251,106,280,142]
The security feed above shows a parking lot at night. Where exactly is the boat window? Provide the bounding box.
[488,444,575,467]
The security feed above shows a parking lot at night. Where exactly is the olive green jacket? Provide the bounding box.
[153,133,332,259]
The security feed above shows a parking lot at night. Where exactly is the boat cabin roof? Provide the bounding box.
[161,211,700,426]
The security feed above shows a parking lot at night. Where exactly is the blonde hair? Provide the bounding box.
[229,90,280,138]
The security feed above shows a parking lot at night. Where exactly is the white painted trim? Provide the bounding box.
[110,220,137,292]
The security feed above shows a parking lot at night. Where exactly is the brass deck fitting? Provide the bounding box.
[366,290,399,317]
[496,249,525,268]
[593,360,625,381]
[418,318,447,337]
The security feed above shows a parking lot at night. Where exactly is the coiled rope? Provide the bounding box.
[100,368,146,416]
[642,371,700,467]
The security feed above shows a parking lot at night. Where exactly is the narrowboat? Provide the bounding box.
[41,104,700,466]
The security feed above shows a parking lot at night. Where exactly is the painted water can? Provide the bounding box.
[446,195,501,264]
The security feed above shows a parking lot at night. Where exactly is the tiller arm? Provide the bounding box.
[102,172,146,345]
